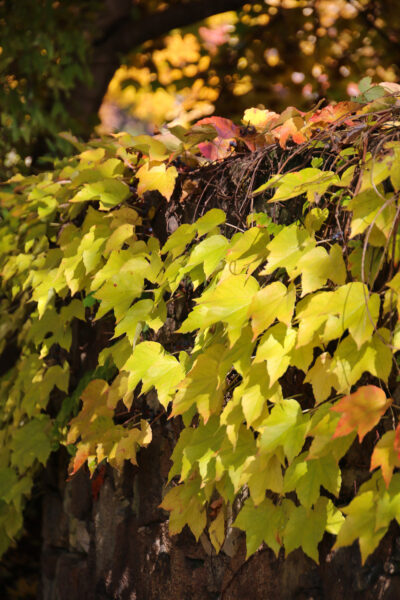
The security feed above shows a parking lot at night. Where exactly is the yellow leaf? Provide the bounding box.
[136,161,178,201]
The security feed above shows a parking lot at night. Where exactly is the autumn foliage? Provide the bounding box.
[2,80,400,565]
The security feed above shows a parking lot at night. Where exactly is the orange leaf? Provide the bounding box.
[331,385,392,442]
[273,117,307,149]
[69,442,91,476]
[309,101,358,127]
[370,430,400,487]
[394,423,400,458]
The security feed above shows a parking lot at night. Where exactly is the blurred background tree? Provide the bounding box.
[1,0,400,175]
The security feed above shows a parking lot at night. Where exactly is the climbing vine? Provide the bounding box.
[1,80,400,563]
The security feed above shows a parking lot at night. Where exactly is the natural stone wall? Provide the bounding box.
[39,424,400,600]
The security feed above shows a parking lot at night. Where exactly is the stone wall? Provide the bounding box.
[38,423,400,600]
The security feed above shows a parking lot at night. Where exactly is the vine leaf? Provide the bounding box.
[332,385,392,442]
[370,430,400,487]
[136,162,178,201]
[334,490,387,564]
[249,281,295,339]
[234,497,284,558]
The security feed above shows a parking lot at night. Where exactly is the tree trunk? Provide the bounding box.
[71,0,254,133]
[39,430,400,600]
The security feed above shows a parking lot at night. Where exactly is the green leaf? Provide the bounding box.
[358,76,372,94]
[10,416,53,471]
[209,507,225,553]
[259,399,309,462]
[113,299,154,344]
[71,178,130,210]
[196,209,226,236]
[255,168,340,202]
[284,454,341,509]
[334,491,387,563]
[283,497,328,562]
[234,497,285,557]
[184,235,228,278]
[0,468,18,502]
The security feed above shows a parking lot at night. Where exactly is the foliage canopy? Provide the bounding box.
[2,81,400,565]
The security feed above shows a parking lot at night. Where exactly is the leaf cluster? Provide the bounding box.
[1,90,400,564]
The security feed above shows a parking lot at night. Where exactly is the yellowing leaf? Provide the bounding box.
[123,342,185,407]
[296,246,332,295]
[94,271,144,321]
[104,224,134,256]
[180,274,259,339]
[113,299,153,344]
[242,107,279,132]
[226,227,270,274]
[195,208,226,236]
[347,190,396,240]
[171,344,225,420]
[331,333,392,393]
[255,168,339,202]
[259,399,309,462]
[236,363,271,428]
[249,281,295,339]
[10,416,53,471]
[162,223,196,258]
[209,507,225,553]
[304,352,337,403]
[261,224,313,278]
[184,235,228,278]
[254,323,296,385]
[243,453,284,503]
[334,491,387,564]
[359,155,391,193]
[370,430,400,487]
[332,385,392,442]
[131,134,169,161]
[161,479,206,541]
[136,162,178,201]
[71,178,130,210]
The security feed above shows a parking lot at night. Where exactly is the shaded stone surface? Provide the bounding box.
[39,426,400,600]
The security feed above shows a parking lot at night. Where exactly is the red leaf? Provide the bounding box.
[198,138,233,160]
[331,385,392,442]
[195,117,239,160]
[195,116,239,139]
[91,464,106,500]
